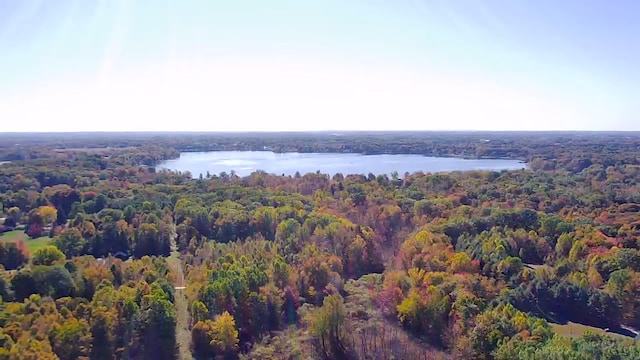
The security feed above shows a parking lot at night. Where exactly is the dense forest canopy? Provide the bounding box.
[1,131,640,359]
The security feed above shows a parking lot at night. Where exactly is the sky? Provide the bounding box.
[0,0,639,132]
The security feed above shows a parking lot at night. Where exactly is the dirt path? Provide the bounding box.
[168,233,193,360]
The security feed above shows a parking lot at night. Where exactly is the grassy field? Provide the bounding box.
[551,321,633,341]
[0,230,51,254]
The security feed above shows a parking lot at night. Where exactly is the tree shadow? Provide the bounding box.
[607,327,637,338]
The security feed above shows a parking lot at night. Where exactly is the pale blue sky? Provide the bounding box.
[1,0,638,131]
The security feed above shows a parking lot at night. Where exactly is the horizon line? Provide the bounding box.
[2,129,640,135]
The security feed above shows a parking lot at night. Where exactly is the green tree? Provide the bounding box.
[31,245,64,266]
[139,292,177,360]
[123,205,136,223]
[31,265,76,298]
[53,228,87,258]
[90,307,116,360]
[10,269,37,301]
[134,223,160,258]
[309,294,349,359]
[50,317,93,360]
[191,300,209,325]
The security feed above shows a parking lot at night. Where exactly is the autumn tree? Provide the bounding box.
[31,245,64,266]
[192,311,239,359]
[49,317,93,360]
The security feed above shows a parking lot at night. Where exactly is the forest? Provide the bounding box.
[1,131,640,359]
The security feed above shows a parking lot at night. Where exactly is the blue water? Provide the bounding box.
[157,151,526,178]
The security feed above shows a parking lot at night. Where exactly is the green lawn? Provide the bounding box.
[0,230,52,254]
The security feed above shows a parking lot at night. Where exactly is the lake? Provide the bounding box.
[157,151,526,178]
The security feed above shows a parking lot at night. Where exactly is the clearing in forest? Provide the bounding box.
[0,230,51,254]
[167,236,193,360]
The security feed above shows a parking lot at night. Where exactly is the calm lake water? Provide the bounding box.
[157,151,526,178]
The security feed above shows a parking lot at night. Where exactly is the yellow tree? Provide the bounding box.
[31,246,65,266]
[37,206,57,226]
[192,311,239,359]
[210,311,239,355]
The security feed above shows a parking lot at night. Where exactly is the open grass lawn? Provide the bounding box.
[551,321,633,341]
[0,230,51,254]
